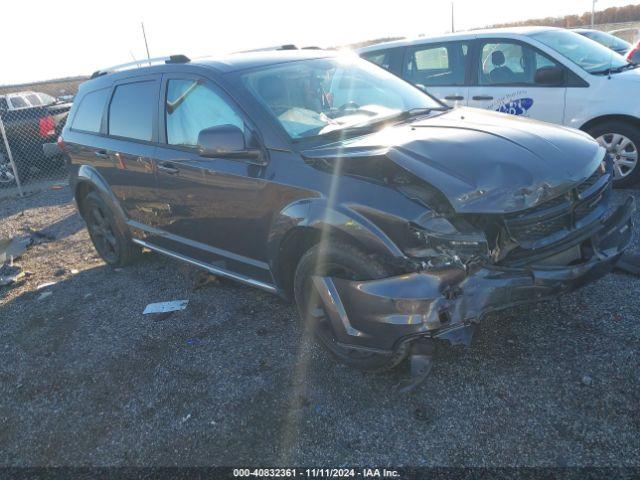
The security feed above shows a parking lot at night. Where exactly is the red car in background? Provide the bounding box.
[627,40,640,63]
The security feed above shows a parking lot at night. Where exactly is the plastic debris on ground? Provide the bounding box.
[36,282,57,290]
[0,236,30,264]
[143,300,189,315]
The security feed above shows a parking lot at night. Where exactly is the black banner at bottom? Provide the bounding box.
[1,467,639,480]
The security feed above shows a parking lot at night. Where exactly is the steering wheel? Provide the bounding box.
[338,101,361,112]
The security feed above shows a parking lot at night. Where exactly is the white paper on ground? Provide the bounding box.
[143,300,189,315]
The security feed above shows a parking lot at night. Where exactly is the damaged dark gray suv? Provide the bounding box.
[62,50,635,379]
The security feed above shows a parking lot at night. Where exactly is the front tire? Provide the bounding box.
[588,121,640,187]
[80,191,140,267]
[293,242,408,371]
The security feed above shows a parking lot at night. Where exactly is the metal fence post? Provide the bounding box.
[0,112,24,197]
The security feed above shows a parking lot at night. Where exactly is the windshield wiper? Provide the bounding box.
[292,107,446,143]
[393,107,449,120]
[592,62,639,75]
[610,62,639,73]
[292,123,380,143]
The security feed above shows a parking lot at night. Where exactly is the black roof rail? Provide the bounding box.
[236,44,302,53]
[90,54,191,79]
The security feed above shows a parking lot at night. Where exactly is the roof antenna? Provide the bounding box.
[141,22,151,65]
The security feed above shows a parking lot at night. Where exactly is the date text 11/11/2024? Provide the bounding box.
[232,468,401,478]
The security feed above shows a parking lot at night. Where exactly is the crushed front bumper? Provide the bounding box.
[312,196,635,353]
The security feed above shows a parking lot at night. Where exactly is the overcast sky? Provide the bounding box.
[2,0,632,85]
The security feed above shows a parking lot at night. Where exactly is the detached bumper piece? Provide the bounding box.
[311,196,635,355]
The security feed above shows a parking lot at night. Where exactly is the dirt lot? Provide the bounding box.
[1,185,639,467]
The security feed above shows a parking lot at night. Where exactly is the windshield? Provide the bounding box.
[582,30,631,52]
[532,30,628,74]
[240,55,443,140]
[37,92,56,105]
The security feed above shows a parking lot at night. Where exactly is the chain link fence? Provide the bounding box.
[0,91,74,198]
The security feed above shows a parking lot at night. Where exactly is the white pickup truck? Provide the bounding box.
[359,27,640,186]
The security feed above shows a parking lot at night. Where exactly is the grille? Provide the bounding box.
[576,168,603,195]
[503,167,610,250]
[507,194,568,219]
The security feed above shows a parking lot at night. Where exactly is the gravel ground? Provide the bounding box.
[0,185,639,467]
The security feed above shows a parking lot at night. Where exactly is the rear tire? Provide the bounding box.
[587,121,640,187]
[293,242,408,371]
[80,191,140,267]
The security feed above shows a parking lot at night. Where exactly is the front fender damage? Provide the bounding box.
[310,196,635,355]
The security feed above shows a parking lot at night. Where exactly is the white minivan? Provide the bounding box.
[359,27,640,186]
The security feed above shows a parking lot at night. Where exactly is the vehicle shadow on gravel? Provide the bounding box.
[1,246,638,466]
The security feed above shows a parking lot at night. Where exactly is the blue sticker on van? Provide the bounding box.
[496,98,534,116]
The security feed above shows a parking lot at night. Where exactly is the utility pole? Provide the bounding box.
[141,22,151,64]
[451,1,455,33]
[591,0,597,27]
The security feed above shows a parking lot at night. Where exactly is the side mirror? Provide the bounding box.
[198,124,245,154]
[197,124,264,163]
[534,66,564,86]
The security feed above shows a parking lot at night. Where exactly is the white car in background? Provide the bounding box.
[359,27,640,186]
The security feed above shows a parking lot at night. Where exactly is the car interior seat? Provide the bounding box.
[489,50,516,84]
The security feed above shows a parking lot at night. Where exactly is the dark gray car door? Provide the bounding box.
[100,76,161,226]
[144,74,275,284]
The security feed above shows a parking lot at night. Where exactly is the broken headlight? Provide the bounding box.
[407,215,489,265]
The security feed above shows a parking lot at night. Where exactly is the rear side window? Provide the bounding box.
[9,96,28,109]
[415,46,449,69]
[405,42,469,86]
[108,81,156,141]
[26,94,42,106]
[72,88,111,133]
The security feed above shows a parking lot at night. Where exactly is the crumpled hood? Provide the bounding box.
[304,107,604,214]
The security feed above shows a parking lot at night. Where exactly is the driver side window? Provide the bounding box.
[479,41,561,86]
[165,79,244,147]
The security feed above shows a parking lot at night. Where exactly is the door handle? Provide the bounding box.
[472,95,494,101]
[444,95,464,101]
[94,149,109,158]
[158,162,180,174]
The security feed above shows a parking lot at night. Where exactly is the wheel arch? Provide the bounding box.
[580,114,640,133]
[269,198,408,297]
[73,165,129,232]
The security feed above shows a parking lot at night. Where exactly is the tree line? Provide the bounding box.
[490,3,640,28]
